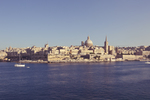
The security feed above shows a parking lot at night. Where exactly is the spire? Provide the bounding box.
[105,36,107,42]
[104,36,108,54]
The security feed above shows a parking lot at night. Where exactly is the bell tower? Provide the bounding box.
[104,36,108,54]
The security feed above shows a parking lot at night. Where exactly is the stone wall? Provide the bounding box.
[122,55,143,60]
[47,54,70,62]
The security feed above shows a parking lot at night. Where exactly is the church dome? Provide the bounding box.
[85,36,93,47]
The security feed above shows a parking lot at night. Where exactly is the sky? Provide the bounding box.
[0,0,150,50]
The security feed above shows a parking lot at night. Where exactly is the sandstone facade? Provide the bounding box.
[1,36,150,62]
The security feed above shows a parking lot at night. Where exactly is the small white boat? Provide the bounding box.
[14,54,25,67]
[14,63,25,67]
[145,62,150,64]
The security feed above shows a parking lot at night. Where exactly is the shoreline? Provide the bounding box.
[4,59,150,64]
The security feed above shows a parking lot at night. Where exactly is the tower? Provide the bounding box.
[104,36,108,54]
[45,43,49,48]
[81,41,84,46]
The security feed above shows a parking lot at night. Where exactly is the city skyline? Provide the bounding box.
[1,0,150,50]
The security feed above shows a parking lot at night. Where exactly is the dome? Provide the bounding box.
[85,36,93,47]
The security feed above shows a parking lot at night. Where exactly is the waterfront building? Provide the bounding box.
[0,51,7,60]
[121,55,143,61]
[3,36,150,62]
[136,51,150,56]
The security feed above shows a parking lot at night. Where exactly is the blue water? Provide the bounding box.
[0,61,150,100]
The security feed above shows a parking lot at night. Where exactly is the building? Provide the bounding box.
[82,36,93,47]
[0,51,7,60]
[3,36,150,62]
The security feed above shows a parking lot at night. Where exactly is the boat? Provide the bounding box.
[14,54,25,67]
[145,62,150,64]
[14,63,25,67]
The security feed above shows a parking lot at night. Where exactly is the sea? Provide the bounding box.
[0,61,150,100]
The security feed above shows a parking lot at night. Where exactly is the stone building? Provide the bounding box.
[136,51,150,56]
[81,36,93,47]
[93,47,104,55]
[3,36,150,62]
[0,51,7,60]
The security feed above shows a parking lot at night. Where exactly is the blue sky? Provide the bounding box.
[0,0,150,50]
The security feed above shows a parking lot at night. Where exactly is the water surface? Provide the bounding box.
[0,61,150,100]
